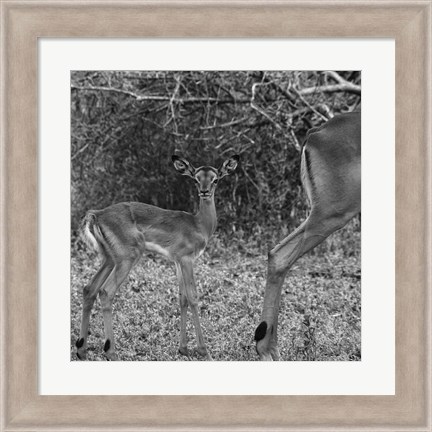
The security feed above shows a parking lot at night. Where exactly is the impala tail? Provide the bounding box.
[81,211,105,256]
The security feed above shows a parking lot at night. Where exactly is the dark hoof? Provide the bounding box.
[75,337,84,348]
[254,321,268,342]
[254,321,280,361]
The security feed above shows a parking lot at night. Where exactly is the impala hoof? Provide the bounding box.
[196,346,212,360]
[260,352,274,361]
[75,338,87,360]
[256,343,279,361]
[76,350,87,361]
[179,346,191,359]
[105,352,118,361]
[255,321,280,361]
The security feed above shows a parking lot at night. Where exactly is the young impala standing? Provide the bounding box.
[75,154,239,361]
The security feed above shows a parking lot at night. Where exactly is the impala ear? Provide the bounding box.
[219,155,240,178]
[172,155,195,177]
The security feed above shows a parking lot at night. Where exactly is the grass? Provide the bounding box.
[70,219,361,361]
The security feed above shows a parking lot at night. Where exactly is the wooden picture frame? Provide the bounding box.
[1,1,430,430]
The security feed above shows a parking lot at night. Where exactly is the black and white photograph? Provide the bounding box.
[70,70,361,362]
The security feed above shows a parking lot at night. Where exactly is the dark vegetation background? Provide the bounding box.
[71,71,361,361]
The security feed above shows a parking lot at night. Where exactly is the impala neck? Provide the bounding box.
[196,196,217,239]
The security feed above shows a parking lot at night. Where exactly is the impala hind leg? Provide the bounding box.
[76,259,113,360]
[99,254,139,360]
[175,263,190,359]
[180,258,212,360]
[255,210,354,361]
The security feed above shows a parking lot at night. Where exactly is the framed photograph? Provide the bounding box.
[1,1,430,431]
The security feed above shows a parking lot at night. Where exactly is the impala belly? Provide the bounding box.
[144,241,172,259]
[142,229,207,262]
[143,240,205,261]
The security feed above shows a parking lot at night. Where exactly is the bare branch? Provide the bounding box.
[199,116,249,130]
[250,83,285,132]
[299,73,361,96]
[288,104,331,119]
[71,142,91,161]
[288,129,301,152]
[290,87,330,121]
[323,70,346,83]
[71,84,251,104]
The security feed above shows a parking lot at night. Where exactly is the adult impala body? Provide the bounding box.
[254,112,361,361]
[76,154,239,360]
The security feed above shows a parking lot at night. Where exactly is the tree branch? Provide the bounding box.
[71,84,251,104]
[199,116,250,130]
[299,72,361,96]
[299,83,361,95]
[290,87,330,121]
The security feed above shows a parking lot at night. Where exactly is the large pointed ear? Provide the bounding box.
[171,155,195,178]
[218,155,240,179]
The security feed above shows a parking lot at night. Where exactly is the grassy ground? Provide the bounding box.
[70,219,361,361]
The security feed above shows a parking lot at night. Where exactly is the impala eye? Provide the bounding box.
[213,179,218,184]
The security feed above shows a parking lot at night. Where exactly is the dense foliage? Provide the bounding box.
[71,70,360,247]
